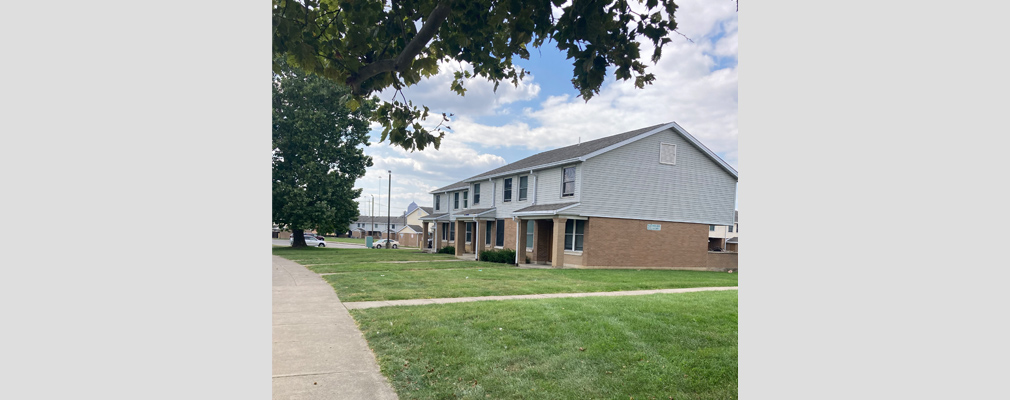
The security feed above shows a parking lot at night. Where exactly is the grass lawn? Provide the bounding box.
[272,247,456,265]
[310,261,506,274]
[325,268,737,302]
[351,290,738,399]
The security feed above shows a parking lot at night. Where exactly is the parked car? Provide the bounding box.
[373,239,399,249]
[290,235,326,247]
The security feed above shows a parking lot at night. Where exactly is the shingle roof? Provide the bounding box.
[430,124,667,193]
[468,123,668,181]
[420,213,449,221]
[418,206,433,214]
[454,208,495,216]
[514,202,579,213]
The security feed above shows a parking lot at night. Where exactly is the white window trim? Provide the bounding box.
[561,166,576,198]
[660,142,677,165]
[564,250,583,256]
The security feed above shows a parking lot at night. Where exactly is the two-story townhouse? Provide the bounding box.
[396,202,434,247]
[708,210,738,252]
[349,216,406,240]
[419,122,738,270]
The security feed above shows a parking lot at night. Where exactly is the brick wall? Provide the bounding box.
[582,217,708,269]
[706,252,738,271]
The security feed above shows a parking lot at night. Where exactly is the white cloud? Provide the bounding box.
[376,61,541,118]
[438,0,739,168]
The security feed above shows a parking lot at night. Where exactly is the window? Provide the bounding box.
[485,221,492,245]
[526,221,534,249]
[463,191,468,208]
[660,143,677,165]
[454,192,459,209]
[435,195,440,211]
[474,183,480,204]
[519,176,528,201]
[564,220,585,251]
[465,223,472,243]
[392,224,395,229]
[441,223,448,240]
[450,223,455,241]
[709,225,715,231]
[495,219,505,247]
[729,225,733,233]
[503,178,512,202]
[562,167,575,197]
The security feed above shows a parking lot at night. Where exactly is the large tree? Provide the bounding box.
[273,59,374,247]
[273,0,681,152]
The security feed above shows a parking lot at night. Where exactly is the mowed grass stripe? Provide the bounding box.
[351,291,738,400]
[312,261,512,274]
[273,247,457,265]
[325,268,738,302]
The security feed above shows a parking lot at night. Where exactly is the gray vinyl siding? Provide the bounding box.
[578,128,737,225]
[490,174,533,218]
[534,164,582,205]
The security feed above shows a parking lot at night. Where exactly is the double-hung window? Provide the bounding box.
[564,220,585,251]
[562,167,575,197]
[465,223,472,243]
[463,191,468,208]
[485,221,492,245]
[474,184,480,204]
[495,219,505,247]
[519,176,528,201]
[450,223,455,241]
[503,178,512,202]
[435,195,440,211]
[454,192,459,209]
[709,225,716,231]
[442,223,448,240]
[729,225,733,233]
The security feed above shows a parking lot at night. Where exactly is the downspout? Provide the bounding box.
[530,170,537,206]
[514,216,520,265]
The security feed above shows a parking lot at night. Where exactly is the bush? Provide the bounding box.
[479,248,516,264]
[437,246,455,254]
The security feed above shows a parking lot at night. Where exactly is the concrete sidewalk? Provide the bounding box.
[343,286,739,310]
[273,256,397,400]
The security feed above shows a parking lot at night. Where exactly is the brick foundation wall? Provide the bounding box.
[582,217,708,269]
[706,252,738,271]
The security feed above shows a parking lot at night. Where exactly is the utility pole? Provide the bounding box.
[386,170,392,249]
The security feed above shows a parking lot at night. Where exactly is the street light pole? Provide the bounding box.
[387,170,392,249]
[371,195,374,241]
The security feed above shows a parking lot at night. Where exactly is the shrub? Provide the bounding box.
[479,248,516,264]
[437,246,455,254]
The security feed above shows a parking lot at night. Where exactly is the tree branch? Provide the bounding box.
[347,1,452,95]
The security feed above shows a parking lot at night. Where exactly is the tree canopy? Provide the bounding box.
[273,0,680,152]
[273,58,374,247]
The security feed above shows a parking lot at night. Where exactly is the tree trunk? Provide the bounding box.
[291,228,306,247]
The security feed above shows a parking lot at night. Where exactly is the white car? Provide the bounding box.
[290,235,326,247]
[372,239,399,249]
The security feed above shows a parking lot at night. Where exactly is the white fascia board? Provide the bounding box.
[577,121,738,180]
[512,203,581,217]
[667,121,738,179]
[578,122,678,161]
[464,158,582,183]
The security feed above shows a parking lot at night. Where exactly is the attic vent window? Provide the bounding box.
[660,143,677,165]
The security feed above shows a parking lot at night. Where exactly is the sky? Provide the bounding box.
[355,0,738,219]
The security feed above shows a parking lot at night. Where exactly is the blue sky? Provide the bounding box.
[356,0,738,218]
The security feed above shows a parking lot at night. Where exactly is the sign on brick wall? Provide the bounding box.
[646,224,661,231]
